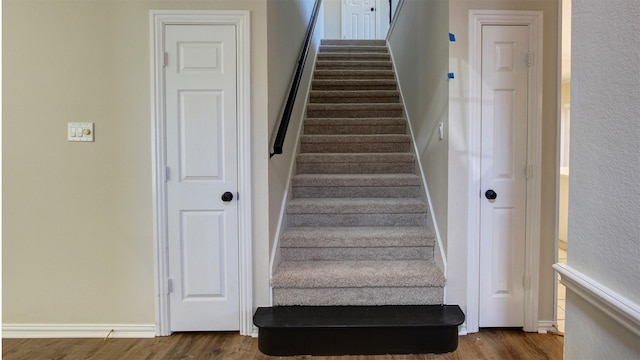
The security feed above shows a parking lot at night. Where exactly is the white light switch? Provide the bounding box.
[68,122,94,142]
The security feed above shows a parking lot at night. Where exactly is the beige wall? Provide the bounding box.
[3,0,270,326]
[388,0,449,271]
[446,0,559,325]
[266,0,323,268]
[324,0,342,39]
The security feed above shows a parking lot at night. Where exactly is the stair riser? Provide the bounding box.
[307,108,403,118]
[318,54,391,61]
[292,186,420,198]
[288,213,426,227]
[304,124,405,135]
[300,142,410,153]
[319,46,389,53]
[314,73,395,80]
[310,95,399,104]
[312,82,397,91]
[281,247,432,261]
[315,61,393,70]
[297,162,414,174]
[321,39,387,46]
[273,287,443,306]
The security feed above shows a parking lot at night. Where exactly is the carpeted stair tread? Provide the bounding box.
[321,39,387,46]
[300,134,409,144]
[313,70,395,79]
[297,152,414,163]
[292,173,420,187]
[315,60,393,70]
[287,198,427,214]
[296,153,415,174]
[304,118,406,135]
[312,79,397,91]
[319,45,389,53]
[281,226,434,248]
[309,90,400,103]
[292,173,420,197]
[317,52,391,61]
[272,260,445,288]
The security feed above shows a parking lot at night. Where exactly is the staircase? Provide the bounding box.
[255,39,463,356]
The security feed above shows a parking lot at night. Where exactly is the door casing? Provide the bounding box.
[150,10,253,336]
[467,10,543,333]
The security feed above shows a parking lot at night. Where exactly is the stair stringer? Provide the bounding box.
[386,40,448,289]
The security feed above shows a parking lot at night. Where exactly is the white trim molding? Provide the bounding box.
[2,324,156,339]
[467,10,543,333]
[150,10,252,336]
[537,321,558,334]
[554,263,640,337]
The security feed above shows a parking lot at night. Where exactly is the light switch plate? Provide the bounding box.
[68,122,94,142]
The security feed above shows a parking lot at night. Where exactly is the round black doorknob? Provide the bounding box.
[485,189,497,200]
[371,7,375,11]
[221,192,234,202]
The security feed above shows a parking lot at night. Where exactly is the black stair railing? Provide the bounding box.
[270,0,323,158]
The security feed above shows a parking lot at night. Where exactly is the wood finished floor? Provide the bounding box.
[3,329,563,360]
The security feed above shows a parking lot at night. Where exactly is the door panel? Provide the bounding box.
[479,25,529,328]
[165,24,239,332]
[343,0,377,39]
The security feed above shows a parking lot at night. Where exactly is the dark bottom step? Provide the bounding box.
[253,305,465,356]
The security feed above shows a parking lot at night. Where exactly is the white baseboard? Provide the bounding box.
[2,324,157,338]
[458,323,468,336]
[537,321,558,334]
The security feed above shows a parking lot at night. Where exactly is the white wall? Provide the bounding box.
[564,0,640,357]
[447,0,559,327]
[3,0,271,328]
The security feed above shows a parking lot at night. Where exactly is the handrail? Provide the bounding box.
[270,0,323,158]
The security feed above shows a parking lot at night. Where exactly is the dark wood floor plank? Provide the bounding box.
[2,329,563,360]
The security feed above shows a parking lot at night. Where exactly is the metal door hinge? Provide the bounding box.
[164,52,169,67]
[527,51,533,67]
[167,279,173,294]
[166,167,171,182]
[525,164,533,180]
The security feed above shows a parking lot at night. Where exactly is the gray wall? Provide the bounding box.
[564,0,640,358]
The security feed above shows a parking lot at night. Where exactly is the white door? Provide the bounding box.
[479,25,529,328]
[165,24,239,331]
[342,0,377,39]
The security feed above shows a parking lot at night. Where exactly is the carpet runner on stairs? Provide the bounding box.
[256,39,462,356]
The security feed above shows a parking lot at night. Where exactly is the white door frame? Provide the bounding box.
[150,10,253,336]
[467,10,543,333]
[341,0,382,39]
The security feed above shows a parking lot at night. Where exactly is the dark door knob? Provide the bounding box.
[485,189,497,200]
[371,7,375,11]
[221,192,234,202]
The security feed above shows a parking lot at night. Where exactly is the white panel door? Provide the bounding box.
[165,24,239,331]
[342,0,377,39]
[479,25,529,328]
